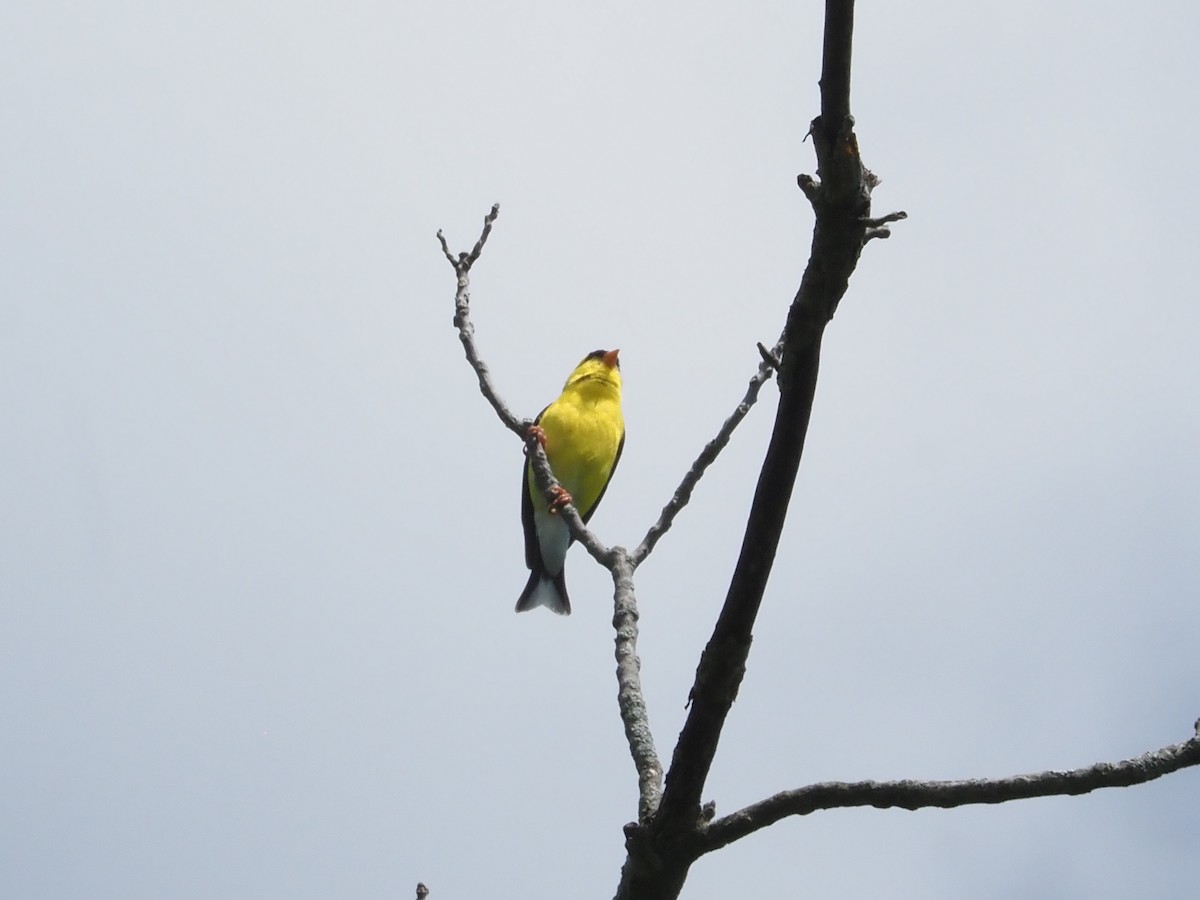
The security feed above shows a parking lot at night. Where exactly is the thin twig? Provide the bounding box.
[863,209,907,243]
[861,210,907,228]
[797,173,821,204]
[441,205,610,558]
[631,341,783,566]
[692,724,1200,855]
[442,205,526,437]
[756,342,782,372]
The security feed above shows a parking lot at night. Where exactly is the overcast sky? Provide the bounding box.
[3,2,1198,898]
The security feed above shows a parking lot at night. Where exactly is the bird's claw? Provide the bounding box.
[526,424,547,449]
[547,484,573,515]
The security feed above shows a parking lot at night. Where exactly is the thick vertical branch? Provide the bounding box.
[655,0,866,836]
[614,2,896,897]
[654,339,822,830]
[820,0,854,121]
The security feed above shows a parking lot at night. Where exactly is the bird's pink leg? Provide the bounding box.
[547,484,573,515]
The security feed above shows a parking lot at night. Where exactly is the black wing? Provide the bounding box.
[582,427,625,526]
[521,406,549,569]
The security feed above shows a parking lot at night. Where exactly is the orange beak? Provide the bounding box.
[602,348,620,368]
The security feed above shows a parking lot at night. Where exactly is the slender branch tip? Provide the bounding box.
[861,210,908,227]
[756,342,782,372]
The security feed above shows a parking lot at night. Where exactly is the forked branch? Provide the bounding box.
[439,205,606,561]
[631,340,783,567]
[616,2,905,896]
[440,209,659,816]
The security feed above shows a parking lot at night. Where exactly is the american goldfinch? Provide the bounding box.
[516,349,624,615]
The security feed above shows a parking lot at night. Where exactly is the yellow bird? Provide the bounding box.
[517,349,625,614]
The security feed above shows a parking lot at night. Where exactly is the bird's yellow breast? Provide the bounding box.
[530,375,623,519]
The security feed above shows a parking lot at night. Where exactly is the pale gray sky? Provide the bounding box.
[3,2,1198,898]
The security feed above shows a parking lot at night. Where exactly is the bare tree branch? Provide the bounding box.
[692,723,1200,855]
[440,205,611,561]
[611,547,663,820]
[756,341,783,372]
[616,3,906,897]
[652,0,874,836]
[440,204,525,438]
[863,209,908,243]
[439,6,1190,900]
[861,210,908,229]
[441,209,655,817]
[630,342,782,567]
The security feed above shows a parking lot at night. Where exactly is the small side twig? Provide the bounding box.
[437,204,499,267]
[860,210,907,228]
[631,340,783,566]
[862,209,908,243]
[797,173,820,204]
[756,342,782,372]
